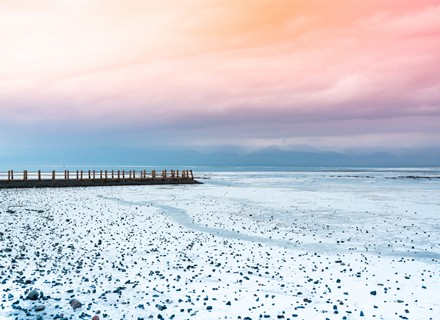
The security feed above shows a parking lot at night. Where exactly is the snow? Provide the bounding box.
[1,169,439,319]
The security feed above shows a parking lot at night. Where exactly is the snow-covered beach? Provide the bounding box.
[1,169,439,319]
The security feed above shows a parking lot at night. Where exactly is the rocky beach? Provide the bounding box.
[1,170,439,319]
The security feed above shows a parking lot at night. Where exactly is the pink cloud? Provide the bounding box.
[1,0,439,148]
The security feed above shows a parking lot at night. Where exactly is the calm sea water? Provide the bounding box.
[1,164,440,174]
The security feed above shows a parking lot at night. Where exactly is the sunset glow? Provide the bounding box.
[1,0,440,149]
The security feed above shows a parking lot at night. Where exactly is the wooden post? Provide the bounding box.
[112,170,114,179]
[67,170,69,180]
[122,170,125,179]
[100,170,102,179]
[105,170,107,179]
[118,170,120,179]
[38,170,41,181]
[23,170,26,181]
[88,170,91,179]
[52,170,55,180]
[190,170,193,179]
[8,170,10,181]
[152,170,155,179]
[81,170,83,180]
[76,170,79,179]
[93,170,95,179]
[177,170,179,178]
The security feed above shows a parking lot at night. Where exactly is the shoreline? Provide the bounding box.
[0,178,201,189]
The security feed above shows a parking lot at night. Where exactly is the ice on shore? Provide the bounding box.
[0,170,439,319]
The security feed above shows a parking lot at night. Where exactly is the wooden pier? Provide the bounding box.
[0,169,200,189]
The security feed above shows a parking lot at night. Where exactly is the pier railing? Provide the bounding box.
[0,169,194,182]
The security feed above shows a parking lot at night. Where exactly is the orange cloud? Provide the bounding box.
[1,0,439,148]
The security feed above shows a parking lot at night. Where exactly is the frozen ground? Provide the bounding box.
[0,169,439,319]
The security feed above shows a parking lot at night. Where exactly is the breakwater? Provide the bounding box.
[0,169,200,189]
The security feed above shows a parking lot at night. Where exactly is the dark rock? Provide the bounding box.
[70,298,83,310]
[113,286,125,294]
[156,304,167,311]
[92,316,100,320]
[370,290,377,296]
[27,290,39,300]
[11,304,22,310]
[35,305,45,311]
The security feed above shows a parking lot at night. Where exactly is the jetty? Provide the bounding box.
[0,169,200,189]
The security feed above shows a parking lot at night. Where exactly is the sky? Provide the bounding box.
[1,0,440,152]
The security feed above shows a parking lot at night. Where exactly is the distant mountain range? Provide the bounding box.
[1,145,440,167]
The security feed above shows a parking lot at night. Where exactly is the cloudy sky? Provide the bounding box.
[1,0,439,151]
